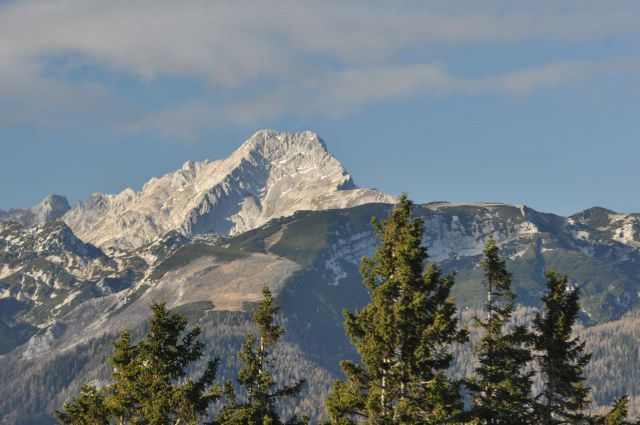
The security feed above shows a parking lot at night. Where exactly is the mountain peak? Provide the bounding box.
[571,206,619,229]
[0,194,70,226]
[33,194,71,223]
[244,129,326,148]
[62,130,395,250]
[234,130,330,167]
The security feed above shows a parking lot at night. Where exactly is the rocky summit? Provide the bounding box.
[61,130,394,251]
[0,194,70,226]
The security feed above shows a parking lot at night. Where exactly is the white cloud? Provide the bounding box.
[2,1,637,83]
[0,0,638,136]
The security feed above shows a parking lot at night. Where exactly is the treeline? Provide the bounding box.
[55,195,637,424]
[580,312,640,417]
[450,307,640,419]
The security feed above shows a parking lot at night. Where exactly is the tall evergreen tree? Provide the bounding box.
[534,270,591,424]
[215,286,307,425]
[54,302,220,425]
[468,237,535,424]
[325,194,468,424]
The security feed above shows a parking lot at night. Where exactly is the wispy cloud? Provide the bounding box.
[131,59,634,132]
[1,0,638,139]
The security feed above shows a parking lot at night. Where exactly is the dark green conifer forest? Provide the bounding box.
[55,196,638,425]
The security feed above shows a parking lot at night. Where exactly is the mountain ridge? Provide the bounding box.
[4,201,640,422]
[59,130,394,251]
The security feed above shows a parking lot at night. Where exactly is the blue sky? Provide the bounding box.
[1,0,639,216]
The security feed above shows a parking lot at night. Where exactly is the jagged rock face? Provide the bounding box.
[32,195,72,223]
[0,221,123,328]
[0,194,70,226]
[62,130,395,250]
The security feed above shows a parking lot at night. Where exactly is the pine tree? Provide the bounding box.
[468,237,535,424]
[534,270,591,424]
[54,302,220,424]
[599,396,630,425]
[52,386,110,425]
[325,194,468,424]
[215,286,307,425]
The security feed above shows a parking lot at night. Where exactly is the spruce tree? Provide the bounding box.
[325,194,468,424]
[599,396,630,425]
[53,386,110,425]
[54,302,220,424]
[534,270,591,424]
[468,237,535,424]
[215,286,307,425]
